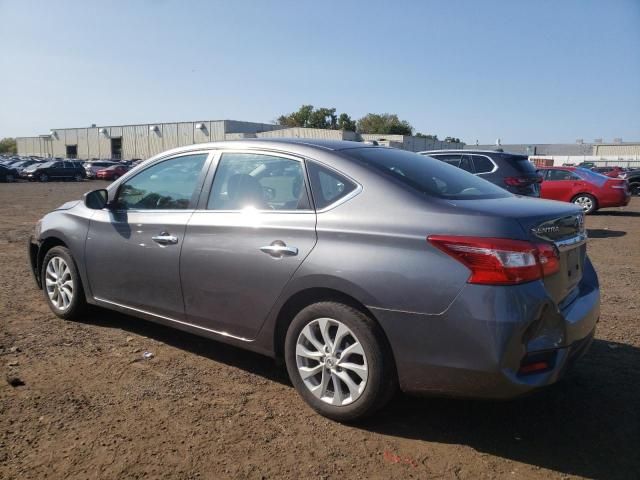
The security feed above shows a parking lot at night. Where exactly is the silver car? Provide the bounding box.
[29,140,599,421]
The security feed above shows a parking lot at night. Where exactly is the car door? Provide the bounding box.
[85,151,211,319]
[540,169,584,201]
[180,150,317,340]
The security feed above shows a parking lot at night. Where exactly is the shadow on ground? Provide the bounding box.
[593,209,640,217]
[81,309,640,480]
[587,228,626,238]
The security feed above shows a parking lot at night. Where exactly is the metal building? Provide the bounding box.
[16,120,466,159]
[16,120,283,160]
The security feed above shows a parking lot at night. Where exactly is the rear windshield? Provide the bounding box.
[575,168,608,187]
[346,148,511,200]
[506,155,538,174]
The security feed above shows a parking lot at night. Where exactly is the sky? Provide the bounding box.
[0,0,639,144]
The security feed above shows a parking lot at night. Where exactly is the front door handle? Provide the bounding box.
[260,241,298,257]
[152,232,178,245]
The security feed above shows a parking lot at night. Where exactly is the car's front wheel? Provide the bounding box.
[572,193,597,214]
[6,174,15,182]
[41,246,87,320]
[39,173,49,182]
[284,301,396,422]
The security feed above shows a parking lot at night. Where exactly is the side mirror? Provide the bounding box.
[84,189,109,210]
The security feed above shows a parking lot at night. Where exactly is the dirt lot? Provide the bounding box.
[1,182,639,480]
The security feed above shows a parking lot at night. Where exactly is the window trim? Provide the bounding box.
[200,149,314,213]
[111,150,214,213]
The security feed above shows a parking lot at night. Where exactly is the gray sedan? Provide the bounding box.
[28,139,599,421]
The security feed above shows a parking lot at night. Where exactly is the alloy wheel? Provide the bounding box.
[295,317,368,406]
[574,195,593,213]
[45,256,74,310]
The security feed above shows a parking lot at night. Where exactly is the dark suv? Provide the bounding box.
[23,160,85,182]
[420,149,542,197]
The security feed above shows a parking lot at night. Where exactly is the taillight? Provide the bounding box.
[428,236,560,285]
[504,176,542,186]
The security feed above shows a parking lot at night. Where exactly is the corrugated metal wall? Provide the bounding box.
[16,121,274,158]
[594,144,640,156]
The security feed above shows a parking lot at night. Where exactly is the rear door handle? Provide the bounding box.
[152,232,178,245]
[260,242,298,257]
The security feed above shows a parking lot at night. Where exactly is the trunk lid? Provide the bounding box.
[450,196,586,304]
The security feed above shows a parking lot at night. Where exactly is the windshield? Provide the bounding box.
[346,148,511,200]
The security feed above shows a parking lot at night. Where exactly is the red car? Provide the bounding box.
[96,165,129,181]
[537,166,630,214]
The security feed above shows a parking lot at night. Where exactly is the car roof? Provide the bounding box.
[150,138,377,157]
[420,149,513,155]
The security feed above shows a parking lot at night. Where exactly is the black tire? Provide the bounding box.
[572,193,597,214]
[284,301,397,422]
[39,173,48,182]
[41,246,87,320]
[630,182,640,197]
[112,175,119,181]
[74,173,83,182]
[6,174,15,182]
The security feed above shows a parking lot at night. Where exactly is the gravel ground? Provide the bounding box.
[1,182,639,480]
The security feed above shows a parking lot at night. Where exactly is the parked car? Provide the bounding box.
[420,149,541,197]
[591,166,626,178]
[9,159,43,174]
[83,160,118,179]
[23,160,86,182]
[537,166,630,213]
[621,169,640,196]
[0,164,17,182]
[96,164,130,181]
[29,140,599,421]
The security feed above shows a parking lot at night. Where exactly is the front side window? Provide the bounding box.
[459,155,474,172]
[208,153,309,211]
[117,153,207,210]
[347,148,510,200]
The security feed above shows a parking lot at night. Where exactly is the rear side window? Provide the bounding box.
[347,148,510,200]
[307,161,357,209]
[547,169,581,181]
[208,153,310,211]
[471,155,495,173]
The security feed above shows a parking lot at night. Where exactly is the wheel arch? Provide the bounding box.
[272,287,397,377]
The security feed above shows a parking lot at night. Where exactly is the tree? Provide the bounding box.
[415,132,439,140]
[356,113,413,135]
[277,105,342,130]
[336,113,357,132]
[444,136,461,143]
[0,137,17,154]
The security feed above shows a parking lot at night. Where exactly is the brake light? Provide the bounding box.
[504,176,542,186]
[428,236,560,285]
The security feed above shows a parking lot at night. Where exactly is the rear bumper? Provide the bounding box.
[371,257,600,399]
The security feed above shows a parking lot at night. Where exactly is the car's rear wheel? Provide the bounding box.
[284,301,396,422]
[572,193,597,214]
[74,173,83,182]
[39,173,49,182]
[41,246,87,320]
[112,174,119,181]
[630,182,640,196]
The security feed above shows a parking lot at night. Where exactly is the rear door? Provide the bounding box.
[540,169,584,202]
[180,150,317,340]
